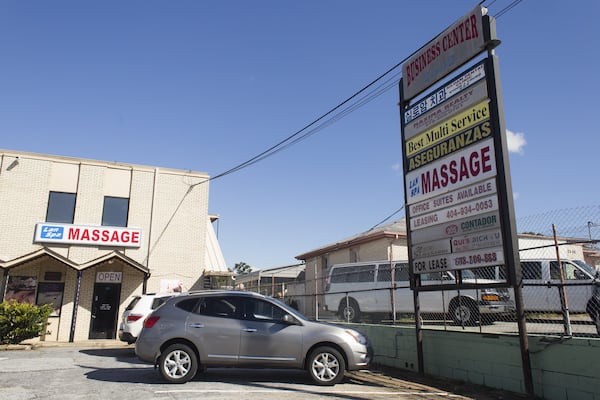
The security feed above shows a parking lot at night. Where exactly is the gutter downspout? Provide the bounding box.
[144,167,159,294]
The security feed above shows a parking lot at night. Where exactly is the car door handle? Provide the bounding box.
[242,328,257,333]
[189,323,204,328]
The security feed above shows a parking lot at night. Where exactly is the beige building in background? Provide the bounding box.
[295,220,409,318]
[0,149,229,342]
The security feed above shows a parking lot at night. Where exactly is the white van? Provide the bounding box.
[472,258,600,315]
[323,261,514,325]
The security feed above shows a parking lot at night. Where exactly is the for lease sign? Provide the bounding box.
[34,223,142,248]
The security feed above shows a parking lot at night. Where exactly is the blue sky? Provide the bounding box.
[1,1,598,269]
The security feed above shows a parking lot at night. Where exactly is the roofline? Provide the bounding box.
[78,251,150,274]
[295,230,408,261]
[1,247,78,270]
[1,149,209,178]
[0,248,149,275]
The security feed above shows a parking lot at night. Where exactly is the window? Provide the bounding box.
[102,196,129,227]
[394,263,410,281]
[377,263,409,282]
[176,298,200,313]
[353,265,376,282]
[198,296,242,318]
[550,262,585,280]
[521,262,542,280]
[246,299,286,322]
[46,192,76,223]
[377,264,392,282]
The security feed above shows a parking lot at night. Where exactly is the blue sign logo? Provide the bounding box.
[40,225,64,239]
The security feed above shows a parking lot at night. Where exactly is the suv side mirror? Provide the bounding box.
[282,314,299,325]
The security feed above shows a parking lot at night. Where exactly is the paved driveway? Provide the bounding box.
[0,342,525,400]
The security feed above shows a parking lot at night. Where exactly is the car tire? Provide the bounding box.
[450,298,479,326]
[158,343,198,383]
[307,346,346,386]
[338,298,360,322]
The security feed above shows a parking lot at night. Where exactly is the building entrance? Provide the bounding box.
[89,283,121,339]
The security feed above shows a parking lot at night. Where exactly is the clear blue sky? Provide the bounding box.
[1,1,598,269]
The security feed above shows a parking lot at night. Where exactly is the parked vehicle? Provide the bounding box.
[473,258,600,332]
[135,290,372,385]
[324,261,514,325]
[118,293,173,344]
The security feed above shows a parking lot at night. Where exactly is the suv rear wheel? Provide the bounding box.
[307,346,346,385]
[159,343,198,383]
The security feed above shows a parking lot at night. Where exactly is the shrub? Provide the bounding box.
[0,301,53,345]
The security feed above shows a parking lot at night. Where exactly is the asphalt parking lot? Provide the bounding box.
[0,341,527,400]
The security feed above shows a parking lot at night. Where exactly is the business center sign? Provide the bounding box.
[400,5,516,275]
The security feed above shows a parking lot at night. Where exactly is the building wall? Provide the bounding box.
[0,150,213,341]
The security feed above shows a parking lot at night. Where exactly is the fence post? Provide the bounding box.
[345,293,350,323]
[553,224,572,336]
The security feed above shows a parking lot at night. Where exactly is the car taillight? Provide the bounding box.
[127,314,143,322]
[144,316,160,328]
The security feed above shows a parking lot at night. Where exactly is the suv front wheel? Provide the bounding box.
[159,343,198,383]
[307,346,346,386]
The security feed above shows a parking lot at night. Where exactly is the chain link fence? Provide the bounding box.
[239,206,600,338]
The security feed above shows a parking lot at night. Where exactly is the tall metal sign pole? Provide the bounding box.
[398,6,533,396]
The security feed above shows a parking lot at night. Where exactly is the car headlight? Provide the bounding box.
[345,329,367,345]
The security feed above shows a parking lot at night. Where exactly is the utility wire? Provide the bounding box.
[494,0,523,19]
[204,0,524,187]
[201,0,524,230]
[207,60,408,183]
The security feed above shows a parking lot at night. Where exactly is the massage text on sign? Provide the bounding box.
[34,223,142,248]
[405,139,497,204]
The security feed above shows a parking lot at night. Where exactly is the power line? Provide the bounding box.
[494,0,523,19]
[207,59,409,183]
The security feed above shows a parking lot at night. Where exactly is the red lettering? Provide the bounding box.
[110,231,119,242]
[420,145,494,195]
[481,146,492,172]
[91,229,100,241]
[132,231,140,244]
[81,229,90,240]
[470,15,479,39]
[121,231,130,242]
[68,228,80,240]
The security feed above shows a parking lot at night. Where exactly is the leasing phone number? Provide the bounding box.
[413,248,504,273]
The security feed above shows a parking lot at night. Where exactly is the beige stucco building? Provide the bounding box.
[0,149,229,342]
[295,220,409,318]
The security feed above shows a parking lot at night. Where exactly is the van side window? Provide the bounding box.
[394,263,410,281]
[354,265,375,282]
[331,265,375,283]
[550,262,584,280]
[330,267,347,284]
[377,264,392,281]
[377,263,409,282]
[521,262,542,280]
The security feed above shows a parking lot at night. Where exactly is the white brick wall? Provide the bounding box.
[0,149,214,341]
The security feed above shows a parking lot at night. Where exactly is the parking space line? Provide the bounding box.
[155,389,460,396]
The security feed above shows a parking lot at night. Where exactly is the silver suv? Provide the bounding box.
[135,290,372,385]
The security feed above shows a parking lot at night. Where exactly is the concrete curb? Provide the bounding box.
[1,340,132,351]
